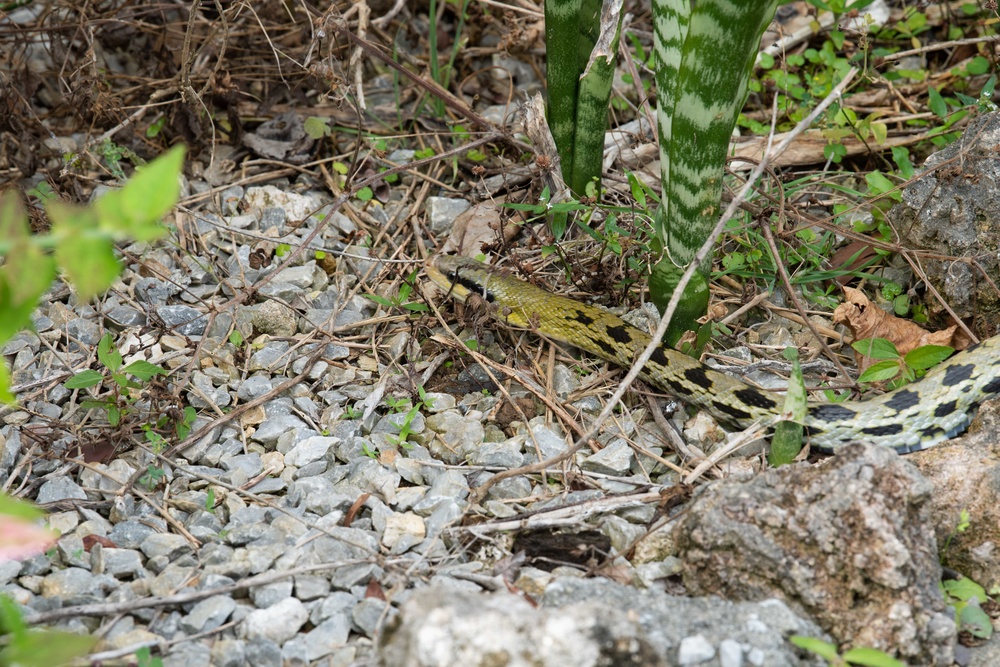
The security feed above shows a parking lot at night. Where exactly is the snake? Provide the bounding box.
[426,255,1000,454]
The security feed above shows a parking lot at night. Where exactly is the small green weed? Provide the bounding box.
[304,116,332,139]
[139,464,167,491]
[388,386,434,448]
[64,333,169,427]
[853,338,954,389]
[136,645,164,667]
[503,185,590,240]
[717,212,866,311]
[940,570,994,640]
[790,635,905,667]
[936,508,994,642]
[142,406,196,450]
[94,138,146,182]
[364,270,429,313]
[145,116,167,139]
[769,347,807,466]
[25,181,57,204]
[363,388,437,458]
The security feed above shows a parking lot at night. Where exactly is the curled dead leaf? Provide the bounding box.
[441,200,524,256]
[833,286,968,371]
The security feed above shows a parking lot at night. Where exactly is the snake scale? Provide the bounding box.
[426,256,1000,454]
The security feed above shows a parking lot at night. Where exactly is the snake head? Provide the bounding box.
[425,255,495,303]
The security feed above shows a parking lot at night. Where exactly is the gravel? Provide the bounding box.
[2,162,986,667]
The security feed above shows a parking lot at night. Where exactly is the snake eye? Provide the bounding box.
[449,269,460,282]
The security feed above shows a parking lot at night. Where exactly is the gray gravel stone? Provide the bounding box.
[310,591,355,625]
[181,595,236,633]
[273,263,316,289]
[294,574,331,601]
[219,185,244,214]
[250,580,293,609]
[256,281,303,303]
[252,413,308,447]
[248,477,287,494]
[347,459,401,504]
[411,469,469,516]
[104,305,146,327]
[245,541,286,573]
[135,277,180,304]
[259,206,287,229]
[36,478,88,504]
[551,364,581,398]
[241,596,308,643]
[424,411,485,464]
[422,499,466,539]
[251,300,298,337]
[163,641,212,667]
[247,341,291,372]
[381,512,426,554]
[188,370,232,409]
[718,639,743,667]
[244,637,282,667]
[324,343,351,361]
[141,533,194,560]
[352,597,394,638]
[394,458,428,486]
[210,638,247,667]
[224,507,269,545]
[40,567,97,598]
[422,392,456,413]
[284,435,338,467]
[0,560,22,585]
[374,410,426,436]
[302,615,352,661]
[92,546,144,578]
[157,305,208,335]
[280,637,308,665]
[55,533,88,568]
[527,422,569,460]
[582,438,635,475]
[221,453,264,478]
[485,474,532,501]
[237,374,274,401]
[146,563,195,595]
[426,196,471,234]
[202,437,244,466]
[466,439,523,468]
[289,477,351,516]
[679,635,716,664]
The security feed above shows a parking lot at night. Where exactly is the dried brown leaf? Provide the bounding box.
[441,201,522,256]
[833,287,968,371]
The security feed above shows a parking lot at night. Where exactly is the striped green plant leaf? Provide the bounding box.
[655,0,779,264]
[652,0,689,241]
[545,0,598,185]
[546,0,620,199]
[571,0,624,196]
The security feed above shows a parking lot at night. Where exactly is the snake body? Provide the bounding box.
[427,256,1000,453]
